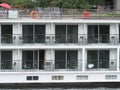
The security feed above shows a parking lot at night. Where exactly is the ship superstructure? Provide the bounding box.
[0,8,119,83]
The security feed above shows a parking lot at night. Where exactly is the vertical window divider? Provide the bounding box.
[33,25,35,43]
[98,50,100,69]
[98,25,100,43]
[66,25,67,43]
[66,50,67,69]
[33,51,34,69]
[38,50,39,70]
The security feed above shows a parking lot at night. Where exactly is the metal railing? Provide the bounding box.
[0,9,120,19]
[0,34,119,45]
[0,59,117,72]
[0,60,82,72]
[85,59,117,71]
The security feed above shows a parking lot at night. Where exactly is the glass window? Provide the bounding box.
[88,25,109,43]
[1,25,12,44]
[87,50,109,69]
[22,51,33,69]
[26,76,32,80]
[35,25,45,43]
[22,25,45,43]
[67,51,78,69]
[67,25,78,43]
[55,51,66,69]
[87,51,98,68]
[23,25,33,43]
[22,50,45,69]
[55,25,66,43]
[55,50,78,69]
[55,25,78,43]
[1,51,12,69]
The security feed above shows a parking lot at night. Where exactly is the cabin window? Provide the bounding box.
[26,76,32,80]
[22,50,45,69]
[33,76,39,80]
[55,25,78,43]
[105,75,117,80]
[52,76,64,80]
[1,25,12,44]
[22,25,45,43]
[26,76,39,80]
[87,50,109,69]
[77,75,88,80]
[55,50,78,69]
[87,25,110,43]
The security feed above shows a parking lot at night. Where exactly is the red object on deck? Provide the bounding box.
[83,11,90,19]
[0,3,11,10]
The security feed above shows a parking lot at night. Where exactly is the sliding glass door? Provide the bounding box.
[55,25,78,43]
[1,25,12,44]
[87,50,109,69]
[55,50,78,69]
[22,25,45,43]
[1,51,12,69]
[22,50,45,69]
[88,25,109,43]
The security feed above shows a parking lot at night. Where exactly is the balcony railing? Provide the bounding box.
[0,60,82,72]
[0,9,120,20]
[0,59,117,72]
[0,34,119,45]
[85,59,117,71]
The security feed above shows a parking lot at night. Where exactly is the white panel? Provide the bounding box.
[78,24,84,34]
[110,24,116,35]
[110,49,117,60]
[78,50,82,71]
[84,23,87,35]
[46,50,51,61]
[19,23,22,34]
[82,48,85,72]
[110,49,117,71]
[13,50,18,60]
[46,24,51,34]
[13,24,18,44]
[52,24,55,34]
[13,24,18,34]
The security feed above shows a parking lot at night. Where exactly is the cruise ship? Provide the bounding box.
[0,7,120,84]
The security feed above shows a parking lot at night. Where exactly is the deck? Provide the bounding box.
[0,8,120,20]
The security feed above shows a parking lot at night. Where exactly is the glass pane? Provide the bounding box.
[35,25,45,43]
[88,25,98,43]
[99,50,109,68]
[34,51,38,69]
[1,25,12,44]
[1,51,12,69]
[22,25,33,43]
[67,25,78,43]
[87,50,98,69]
[99,25,110,43]
[67,51,78,69]
[39,50,44,69]
[55,51,66,69]
[55,25,66,43]
[22,51,33,69]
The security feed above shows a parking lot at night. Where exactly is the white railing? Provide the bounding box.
[0,9,120,19]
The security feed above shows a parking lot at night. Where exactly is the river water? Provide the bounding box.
[0,88,120,90]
